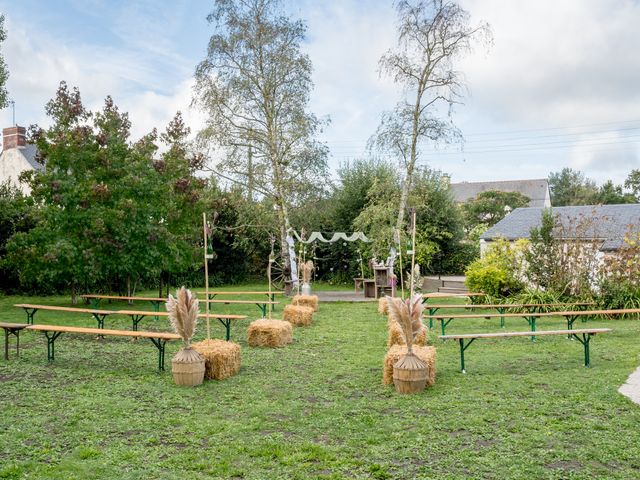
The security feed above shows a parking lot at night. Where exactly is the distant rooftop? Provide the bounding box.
[481,204,640,251]
[449,178,551,207]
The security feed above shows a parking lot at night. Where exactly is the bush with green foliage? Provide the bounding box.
[465,239,527,298]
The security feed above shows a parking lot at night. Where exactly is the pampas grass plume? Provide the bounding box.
[166,287,200,347]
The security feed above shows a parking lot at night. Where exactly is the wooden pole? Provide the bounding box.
[397,229,405,299]
[410,208,417,297]
[203,212,211,339]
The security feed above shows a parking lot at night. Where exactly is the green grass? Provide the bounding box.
[1,287,640,479]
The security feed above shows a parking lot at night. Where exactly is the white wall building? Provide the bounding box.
[0,125,41,195]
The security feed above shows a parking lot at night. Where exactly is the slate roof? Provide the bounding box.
[450,179,550,207]
[20,144,42,170]
[481,204,640,251]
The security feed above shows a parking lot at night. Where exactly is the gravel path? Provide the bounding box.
[619,366,640,405]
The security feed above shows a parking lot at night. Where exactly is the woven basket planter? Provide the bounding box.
[171,347,205,386]
[383,345,436,387]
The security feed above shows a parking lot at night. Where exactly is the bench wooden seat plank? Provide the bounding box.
[26,324,181,370]
[429,308,640,336]
[422,292,485,303]
[115,310,246,339]
[440,328,612,373]
[0,322,29,360]
[425,302,595,329]
[14,304,118,327]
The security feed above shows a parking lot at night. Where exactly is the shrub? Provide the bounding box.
[465,239,527,298]
[597,280,640,313]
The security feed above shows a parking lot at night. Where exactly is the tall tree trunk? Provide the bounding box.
[71,280,77,305]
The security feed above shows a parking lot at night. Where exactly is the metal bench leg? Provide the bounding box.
[91,314,107,329]
[131,315,146,332]
[218,318,232,341]
[24,308,37,325]
[3,329,8,360]
[427,308,438,329]
[149,338,167,371]
[151,301,161,322]
[497,307,505,328]
[525,316,538,341]
[90,298,101,309]
[572,333,592,367]
[565,315,578,339]
[44,331,63,362]
[458,338,476,373]
[257,303,267,318]
[441,318,453,337]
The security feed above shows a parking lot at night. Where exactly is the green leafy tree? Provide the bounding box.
[462,190,530,228]
[597,180,636,204]
[548,168,599,206]
[624,169,640,201]
[0,182,36,292]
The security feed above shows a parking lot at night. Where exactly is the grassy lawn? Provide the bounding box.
[1,286,640,479]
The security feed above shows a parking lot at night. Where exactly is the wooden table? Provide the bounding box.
[424,302,595,329]
[14,304,119,328]
[422,292,486,303]
[0,322,28,360]
[81,294,165,310]
[116,310,247,340]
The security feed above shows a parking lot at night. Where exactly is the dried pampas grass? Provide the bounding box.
[292,294,318,311]
[247,319,293,347]
[192,339,241,380]
[283,305,314,326]
[387,294,424,351]
[383,345,436,386]
[387,320,428,347]
[166,287,199,346]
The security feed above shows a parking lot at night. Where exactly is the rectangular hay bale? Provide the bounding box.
[247,319,293,347]
[192,339,241,380]
[383,345,437,386]
[378,297,389,315]
[292,294,319,311]
[283,304,314,326]
[387,320,428,347]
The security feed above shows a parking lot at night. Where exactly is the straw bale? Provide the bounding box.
[247,319,293,348]
[383,345,437,386]
[283,304,314,326]
[378,297,389,315]
[192,339,241,380]
[387,320,428,347]
[292,294,319,311]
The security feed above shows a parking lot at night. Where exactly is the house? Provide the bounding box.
[450,179,551,207]
[0,125,42,195]
[480,204,640,256]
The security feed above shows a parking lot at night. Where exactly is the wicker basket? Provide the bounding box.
[171,347,205,386]
[393,352,428,394]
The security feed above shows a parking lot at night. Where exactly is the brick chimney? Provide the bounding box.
[3,126,27,150]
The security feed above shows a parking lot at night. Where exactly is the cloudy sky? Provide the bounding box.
[2,0,640,185]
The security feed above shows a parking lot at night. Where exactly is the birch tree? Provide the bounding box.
[371,0,491,232]
[194,0,328,282]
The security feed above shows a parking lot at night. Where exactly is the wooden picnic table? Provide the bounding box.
[0,322,29,360]
[430,308,640,337]
[440,328,612,372]
[14,304,119,328]
[424,302,595,328]
[14,304,247,340]
[26,324,181,371]
[81,294,165,310]
[116,310,246,339]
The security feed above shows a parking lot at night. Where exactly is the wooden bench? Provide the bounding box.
[440,328,612,373]
[422,292,485,303]
[429,308,640,337]
[116,310,247,340]
[26,324,181,371]
[425,302,595,329]
[81,294,165,310]
[202,299,279,318]
[0,322,29,360]
[15,304,119,328]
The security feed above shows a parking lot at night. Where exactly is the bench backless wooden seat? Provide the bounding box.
[26,324,181,371]
[440,328,612,373]
[0,322,29,360]
[116,310,246,339]
[430,308,640,336]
